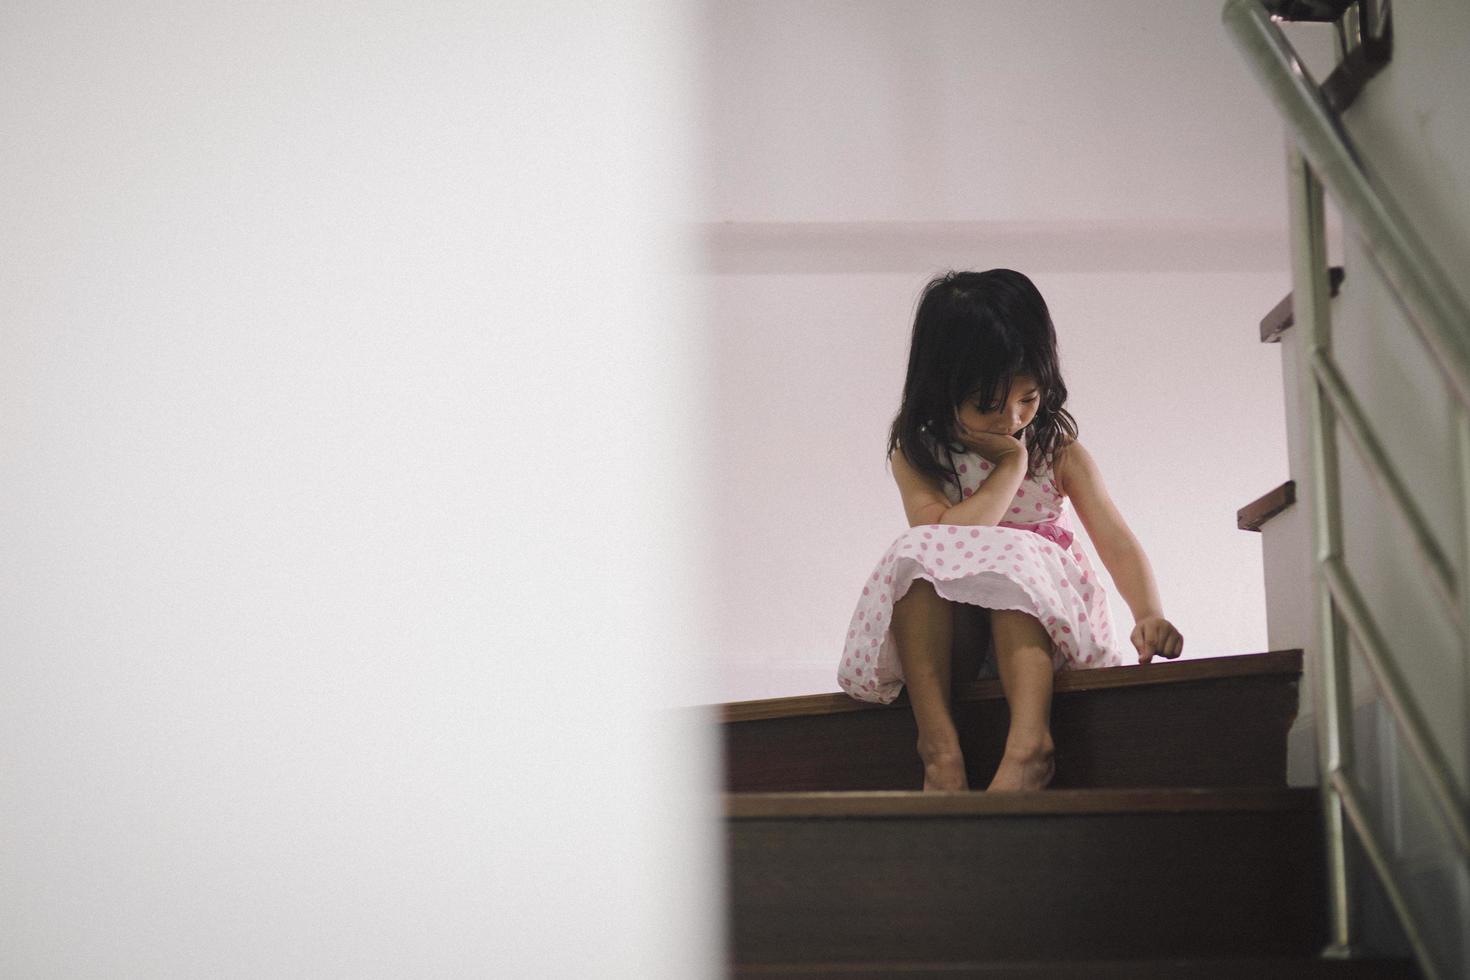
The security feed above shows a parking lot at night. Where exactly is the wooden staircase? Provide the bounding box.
[719,652,1423,977]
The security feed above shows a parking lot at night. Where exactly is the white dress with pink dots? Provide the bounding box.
[837,438,1129,704]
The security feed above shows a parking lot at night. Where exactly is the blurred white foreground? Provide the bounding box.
[0,3,720,976]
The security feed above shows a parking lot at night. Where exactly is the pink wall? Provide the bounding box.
[691,1,1341,703]
[698,266,1296,703]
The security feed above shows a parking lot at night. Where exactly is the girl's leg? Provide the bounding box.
[986,608,1057,792]
[890,578,965,791]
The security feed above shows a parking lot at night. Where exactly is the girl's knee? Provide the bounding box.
[895,577,948,608]
[990,608,1051,650]
[989,607,1041,629]
[892,578,950,626]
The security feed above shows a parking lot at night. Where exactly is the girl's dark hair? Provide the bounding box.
[886,269,1078,488]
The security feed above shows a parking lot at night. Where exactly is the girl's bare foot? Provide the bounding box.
[919,741,969,791]
[985,734,1055,792]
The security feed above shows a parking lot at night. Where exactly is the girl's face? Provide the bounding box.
[956,374,1041,437]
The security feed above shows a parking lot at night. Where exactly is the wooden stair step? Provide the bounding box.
[1260,267,1345,342]
[722,651,1302,792]
[728,788,1326,966]
[729,787,1314,818]
[732,956,1422,978]
[1238,480,1297,531]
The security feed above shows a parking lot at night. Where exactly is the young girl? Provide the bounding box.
[837,269,1184,792]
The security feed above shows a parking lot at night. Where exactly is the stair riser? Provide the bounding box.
[729,808,1326,964]
[725,675,1299,791]
[732,958,1421,978]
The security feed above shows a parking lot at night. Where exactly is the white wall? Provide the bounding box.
[0,3,719,977]
[693,1,1340,703]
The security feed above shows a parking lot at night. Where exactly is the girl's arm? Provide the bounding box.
[890,446,1027,528]
[1057,440,1183,661]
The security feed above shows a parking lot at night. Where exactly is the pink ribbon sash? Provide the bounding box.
[999,520,1074,551]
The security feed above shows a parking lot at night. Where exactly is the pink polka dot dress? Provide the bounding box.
[837,440,1129,704]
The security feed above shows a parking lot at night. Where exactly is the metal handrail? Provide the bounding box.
[1223,0,1470,973]
[1309,350,1462,632]
[1223,0,1470,408]
[1331,769,1441,977]
[1322,554,1470,857]
[1224,0,1470,832]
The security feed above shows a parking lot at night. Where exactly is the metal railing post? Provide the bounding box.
[1460,402,1470,766]
[1286,140,1359,958]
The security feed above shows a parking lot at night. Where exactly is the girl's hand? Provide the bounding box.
[954,417,1028,465]
[1131,616,1183,664]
